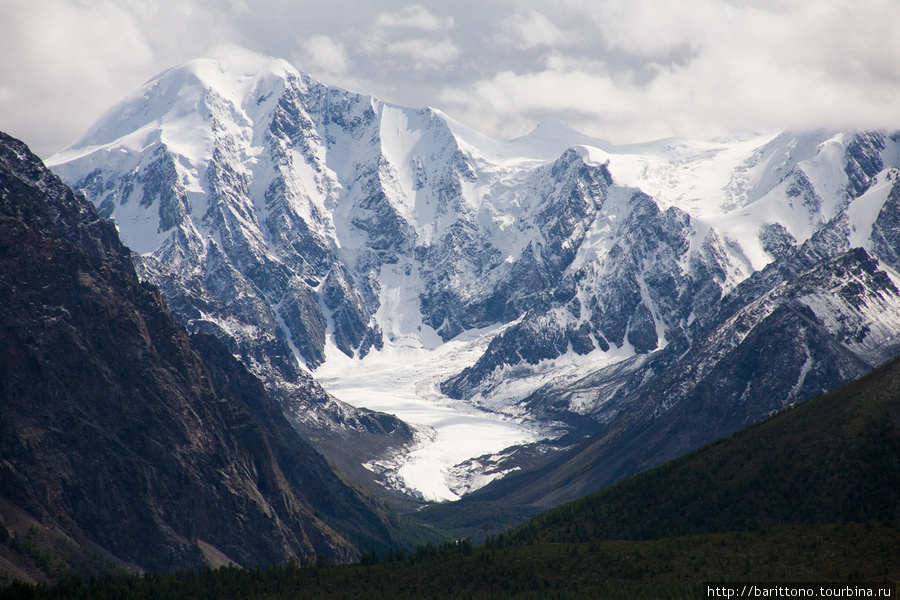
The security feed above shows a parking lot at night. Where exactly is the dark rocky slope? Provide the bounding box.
[0,132,402,584]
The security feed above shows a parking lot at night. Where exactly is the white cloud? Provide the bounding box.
[440,4,900,146]
[374,4,454,32]
[298,35,351,75]
[440,68,647,142]
[0,0,240,156]
[0,1,156,156]
[581,0,717,58]
[383,38,460,70]
[362,4,460,73]
[496,9,570,50]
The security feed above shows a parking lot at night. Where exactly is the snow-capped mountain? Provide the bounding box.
[48,56,900,502]
[444,132,900,412]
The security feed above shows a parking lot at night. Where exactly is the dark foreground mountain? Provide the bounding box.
[0,132,410,585]
[6,326,900,597]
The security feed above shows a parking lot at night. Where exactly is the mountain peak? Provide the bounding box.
[525,117,582,139]
[51,55,315,158]
[501,117,613,160]
[157,55,313,103]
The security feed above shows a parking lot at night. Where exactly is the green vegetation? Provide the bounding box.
[1,523,897,599]
[4,356,900,599]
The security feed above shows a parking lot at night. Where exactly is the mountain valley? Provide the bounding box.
[44,56,900,511]
[3,52,900,588]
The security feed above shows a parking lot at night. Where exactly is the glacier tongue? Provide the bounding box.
[47,56,900,502]
[314,326,547,502]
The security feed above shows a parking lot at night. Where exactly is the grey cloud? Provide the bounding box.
[374,4,455,31]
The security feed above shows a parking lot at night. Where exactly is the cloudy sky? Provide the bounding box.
[2,0,899,158]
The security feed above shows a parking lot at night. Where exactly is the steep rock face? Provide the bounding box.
[844,132,886,199]
[869,175,900,271]
[419,149,615,344]
[0,132,401,579]
[442,188,735,402]
[49,61,411,453]
[647,247,900,428]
